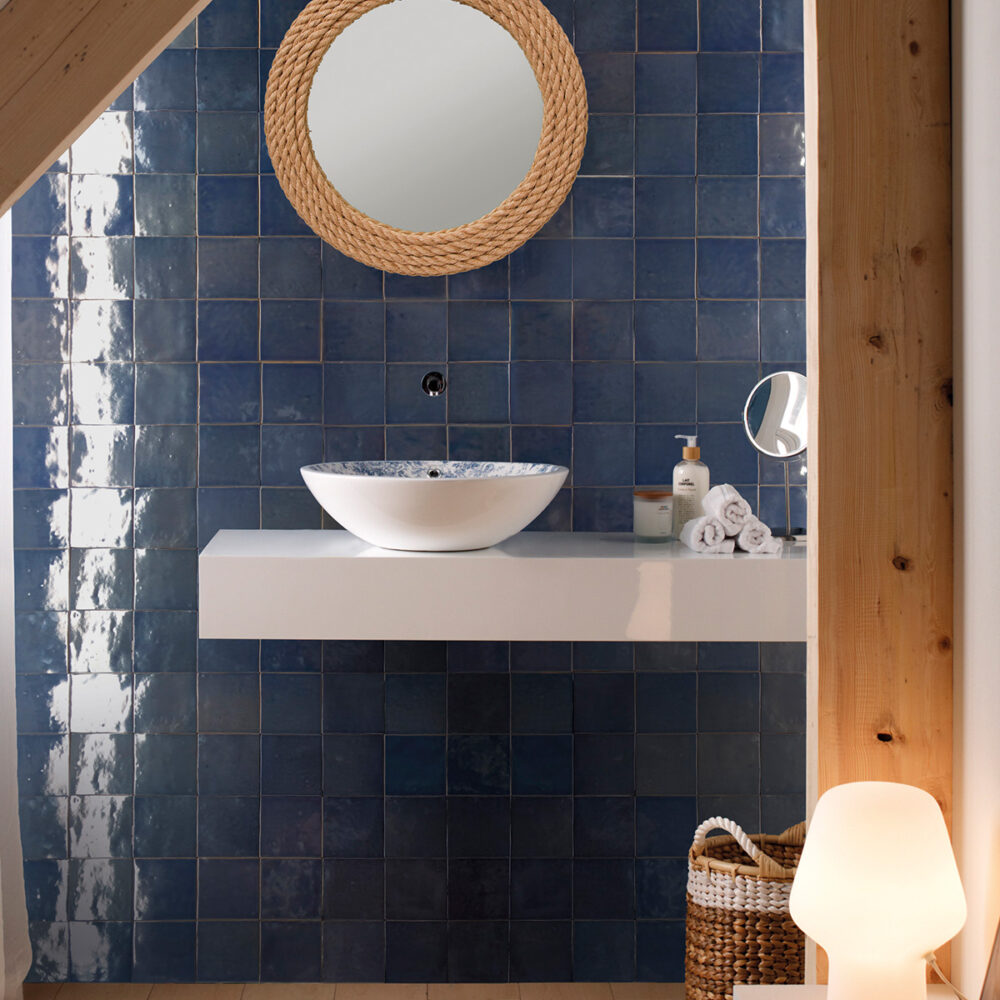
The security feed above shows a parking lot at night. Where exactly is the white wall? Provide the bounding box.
[953,0,1000,991]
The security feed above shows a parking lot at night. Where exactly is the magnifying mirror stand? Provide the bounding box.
[779,460,796,543]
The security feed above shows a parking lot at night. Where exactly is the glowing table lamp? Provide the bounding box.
[789,781,966,1000]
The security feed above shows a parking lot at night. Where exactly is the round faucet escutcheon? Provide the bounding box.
[421,371,446,396]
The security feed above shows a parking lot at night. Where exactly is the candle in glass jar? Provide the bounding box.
[633,489,674,542]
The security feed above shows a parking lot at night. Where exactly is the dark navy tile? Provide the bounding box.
[260,796,322,857]
[134,425,197,487]
[447,364,508,424]
[198,637,258,674]
[198,175,258,236]
[761,176,805,237]
[385,858,444,920]
[386,674,446,734]
[637,920,686,981]
[198,796,259,856]
[197,300,258,360]
[261,0,307,45]
[12,237,69,298]
[447,674,508,734]
[133,795,196,857]
[383,797,446,859]
[134,112,197,173]
[324,673,384,733]
[323,247,383,299]
[574,859,635,918]
[759,113,805,174]
[448,425,510,463]
[67,794,132,858]
[12,174,68,236]
[323,921,385,981]
[575,796,635,858]
[697,732,760,793]
[698,53,760,112]
[324,796,384,858]
[324,364,385,424]
[576,0,635,51]
[637,857,687,919]
[69,734,132,795]
[636,176,697,241]
[572,486,633,531]
[135,733,196,794]
[133,921,195,982]
[385,735,445,796]
[511,735,570,794]
[198,0,257,46]
[761,642,806,675]
[697,362,759,422]
[636,673,696,733]
[198,111,259,174]
[635,363,696,423]
[636,116,696,176]
[322,302,384,364]
[697,238,759,298]
[261,300,321,360]
[699,641,760,671]
[262,735,321,795]
[260,673,321,733]
[510,429,571,481]
[698,115,758,176]
[384,425,446,461]
[261,921,321,981]
[762,672,806,731]
[579,54,634,113]
[261,425,322,486]
[261,858,322,918]
[764,0,804,50]
[386,921,447,983]
[197,48,259,111]
[573,362,633,423]
[510,362,572,424]
[133,611,197,673]
[20,796,68,859]
[510,920,572,980]
[384,641,446,674]
[574,733,633,795]
[447,641,509,673]
[321,424,381,463]
[259,173,313,236]
[574,673,635,733]
[761,238,806,297]
[198,734,260,794]
[197,921,259,982]
[580,116,635,176]
[762,52,804,112]
[638,0,697,48]
[134,49,195,110]
[700,0,761,51]
[511,858,571,920]
[447,302,509,361]
[134,673,196,733]
[384,274,445,300]
[197,425,260,486]
[447,259,509,301]
[321,858,383,919]
[573,301,632,362]
[636,733,696,794]
[260,238,322,298]
[761,732,805,794]
[445,796,507,859]
[634,300,696,362]
[385,364,446,424]
[449,735,510,795]
[510,797,572,858]
[637,796,698,855]
[511,674,572,734]
[385,302,446,362]
[12,300,69,362]
[12,364,69,426]
[133,548,197,610]
[637,55,697,113]
[699,671,760,731]
[134,488,197,548]
[198,237,259,298]
[574,239,635,299]
[134,363,196,424]
[698,300,760,360]
[509,240,572,299]
[698,176,758,235]
[574,178,634,238]
[24,860,68,922]
[636,238,695,298]
[572,424,634,486]
[448,921,509,982]
[261,363,322,423]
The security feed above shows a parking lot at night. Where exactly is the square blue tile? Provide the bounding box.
[698,176,758,235]
[70,176,133,237]
[573,301,633,361]
[638,0,697,50]
[574,240,634,299]
[759,113,805,174]
[198,238,259,299]
[12,300,68,362]
[260,238,322,298]
[635,363,696,422]
[132,922,195,982]
[636,239,695,298]
[134,50,196,110]
[636,54,696,113]
[573,178,634,238]
[260,300,321,360]
[697,362,760,421]
[448,301,509,361]
[450,423,509,465]
[385,364,446,424]
[510,361,572,424]
[579,53,634,113]
[323,301,384,361]
[698,300,760,359]
[133,611,196,673]
[197,487,259,544]
[636,176,696,237]
[134,425,197,487]
[261,735,322,795]
[134,548,197,611]
[197,48,259,111]
[323,363,385,425]
[698,115,758,175]
[198,734,260,794]
[447,364,509,424]
[198,859,259,919]
[262,363,322,422]
[760,176,806,236]
[448,258,508,300]
[324,734,383,795]
[135,364,196,423]
[580,116,635,176]
[13,174,69,236]
[575,0,635,51]
[260,796,322,857]
[199,363,260,423]
[761,238,806,296]
[698,53,760,112]
[198,111,259,173]
[198,175,258,236]
[572,486,633,531]
[700,0,761,51]
[134,673,196,734]
[197,300,258,360]
[573,362,633,422]
[511,302,571,361]
[510,240,572,299]
[198,796,259,856]
[636,115,696,175]
[134,112,196,173]
[761,299,806,361]
[385,302,446,362]
[198,0,258,46]
[261,673,321,733]
[385,735,445,795]
[133,795,196,856]
[763,0,804,50]
[574,733,634,794]
[385,424,446,461]
[261,425,323,485]
[697,238,759,298]
[761,52,804,112]
[634,300,697,361]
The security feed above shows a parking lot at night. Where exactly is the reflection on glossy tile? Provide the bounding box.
[12,299,69,362]
[13,489,69,548]
[70,238,134,299]
[68,857,133,920]
[69,674,132,733]
[17,735,69,795]
[12,364,69,426]
[12,236,70,298]
[70,364,135,424]
[23,859,68,923]
[70,611,133,673]
[70,176,134,237]
[68,795,133,858]
[69,548,133,611]
[15,612,69,674]
[67,919,133,980]
[69,488,133,548]
[71,301,133,361]
[14,550,69,611]
[70,426,134,488]
[70,733,134,795]
[71,113,134,174]
[25,920,68,980]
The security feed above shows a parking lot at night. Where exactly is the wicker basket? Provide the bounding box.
[685,816,807,1000]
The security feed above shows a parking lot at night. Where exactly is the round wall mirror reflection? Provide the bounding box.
[744,371,808,539]
[265,0,588,275]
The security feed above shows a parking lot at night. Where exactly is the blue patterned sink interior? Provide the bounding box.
[302,460,566,480]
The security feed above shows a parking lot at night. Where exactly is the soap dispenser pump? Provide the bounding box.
[672,434,710,535]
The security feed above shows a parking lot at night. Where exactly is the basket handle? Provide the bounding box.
[691,816,792,878]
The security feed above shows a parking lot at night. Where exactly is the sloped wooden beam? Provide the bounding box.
[805,0,953,978]
[0,0,213,216]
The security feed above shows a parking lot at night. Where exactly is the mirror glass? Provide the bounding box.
[308,0,545,232]
[744,371,808,458]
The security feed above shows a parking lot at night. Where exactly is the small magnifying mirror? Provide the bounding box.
[743,371,807,540]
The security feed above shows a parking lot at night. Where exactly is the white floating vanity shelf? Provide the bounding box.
[199,531,806,642]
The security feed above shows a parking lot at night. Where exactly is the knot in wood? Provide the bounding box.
[892,555,911,571]
[909,40,920,55]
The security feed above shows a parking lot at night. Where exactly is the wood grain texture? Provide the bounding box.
[0,0,213,215]
[805,0,953,978]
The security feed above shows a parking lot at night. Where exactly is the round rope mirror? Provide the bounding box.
[264,0,588,276]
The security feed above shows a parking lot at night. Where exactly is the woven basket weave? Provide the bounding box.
[685,816,807,1000]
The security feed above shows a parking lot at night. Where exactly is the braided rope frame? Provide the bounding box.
[264,0,588,275]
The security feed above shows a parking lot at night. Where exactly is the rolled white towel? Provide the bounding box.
[737,516,782,554]
[679,515,729,552]
[701,483,753,536]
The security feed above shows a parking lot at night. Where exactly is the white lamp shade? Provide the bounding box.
[790,782,966,1000]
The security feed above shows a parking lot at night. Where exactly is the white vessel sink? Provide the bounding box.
[300,460,568,551]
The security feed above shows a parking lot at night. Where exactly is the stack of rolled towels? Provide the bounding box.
[678,484,783,555]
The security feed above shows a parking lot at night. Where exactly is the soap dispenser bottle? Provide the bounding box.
[672,434,709,535]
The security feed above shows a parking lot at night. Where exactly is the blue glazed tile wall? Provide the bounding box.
[11,0,806,983]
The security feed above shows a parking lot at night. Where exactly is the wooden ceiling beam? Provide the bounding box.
[0,0,214,216]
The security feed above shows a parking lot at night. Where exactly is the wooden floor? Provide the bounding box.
[23,983,686,1000]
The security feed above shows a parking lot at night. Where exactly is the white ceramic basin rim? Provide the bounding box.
[300,460,568,550]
